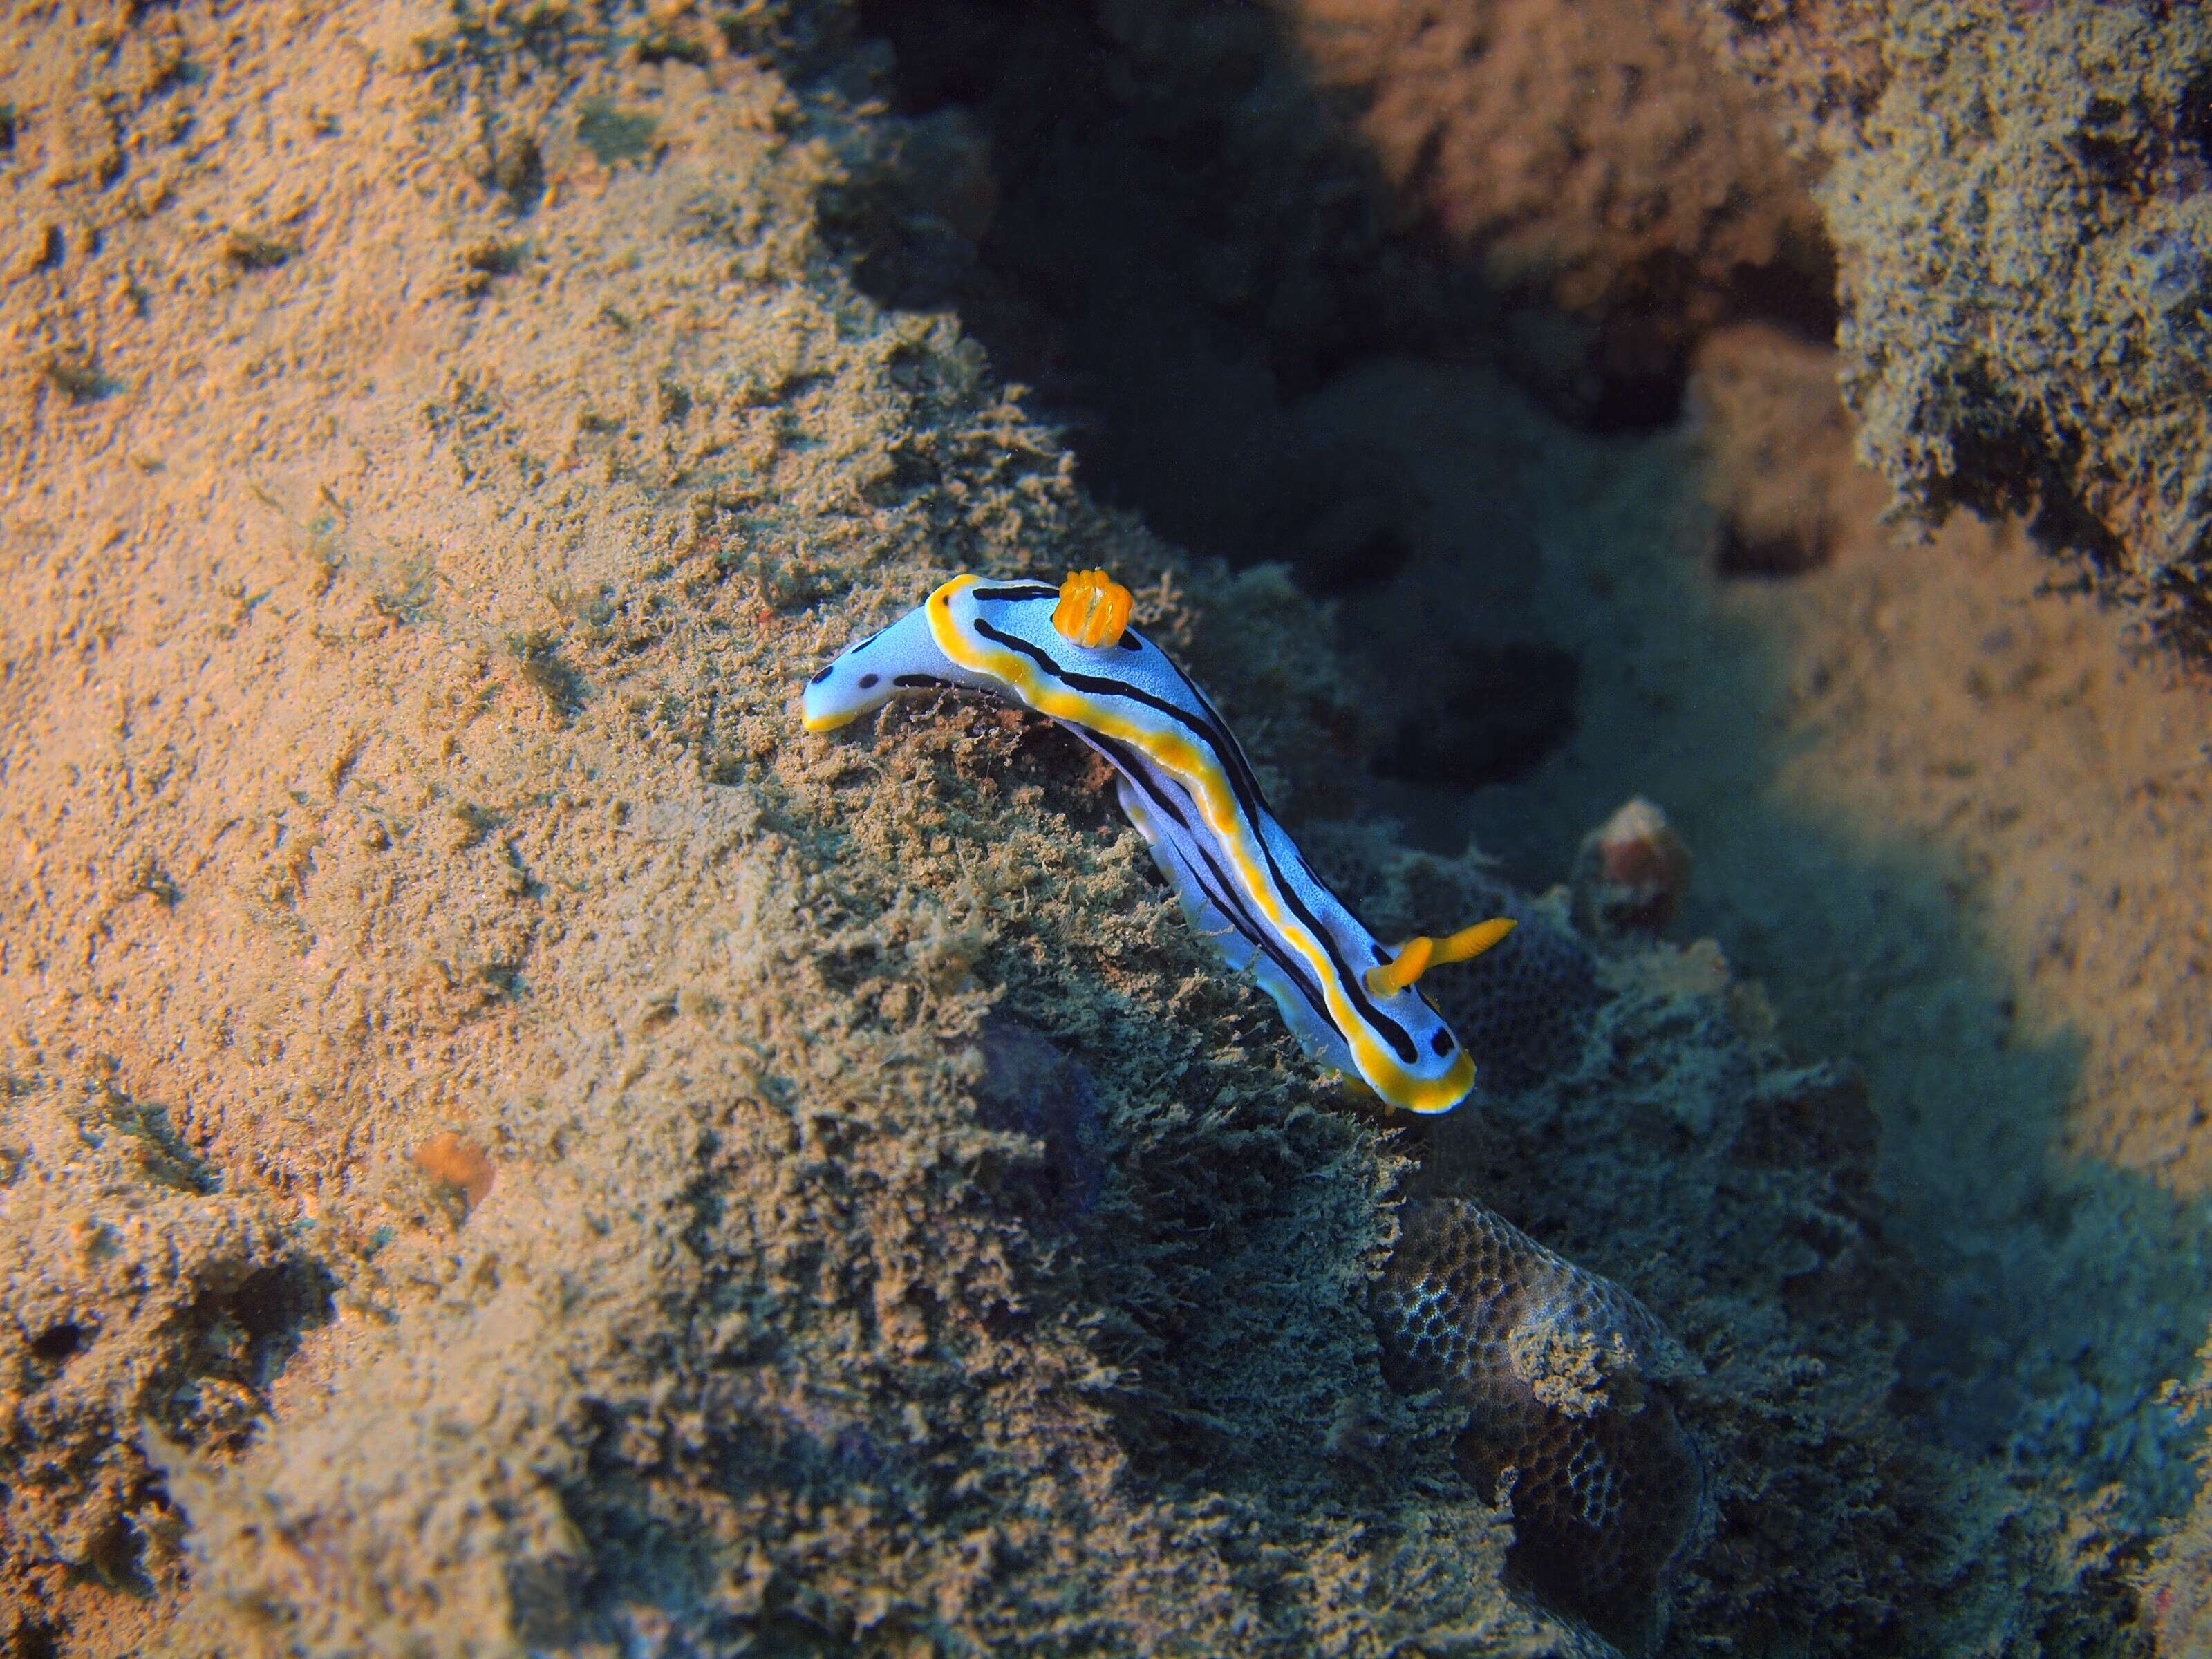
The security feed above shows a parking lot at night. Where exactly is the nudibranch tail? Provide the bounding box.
[800,569,1520,1115]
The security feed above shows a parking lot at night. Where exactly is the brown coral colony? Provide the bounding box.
[1376,1199,1705,1654]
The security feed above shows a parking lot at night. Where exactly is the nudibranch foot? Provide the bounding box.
[801,569,1523,1114]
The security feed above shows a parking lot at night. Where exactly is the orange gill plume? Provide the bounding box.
[1049,568,1133,649]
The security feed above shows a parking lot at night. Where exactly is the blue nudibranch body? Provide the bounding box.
[801,570,1512,1114]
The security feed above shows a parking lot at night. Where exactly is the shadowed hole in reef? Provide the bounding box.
[221,1262,338,1371]
[843,0,1836,806]
[841,0,1580,800]
[30,1321,86,1365]
[1375,642,1580,791]
[174,1260,339,1423]
[847,0,1836,572]
[849,0,1453,594]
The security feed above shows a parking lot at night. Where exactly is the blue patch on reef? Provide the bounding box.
[2141,228,2206,318]
[971,1016,1109,1228]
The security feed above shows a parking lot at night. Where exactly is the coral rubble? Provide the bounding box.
[0,1,2186,1655]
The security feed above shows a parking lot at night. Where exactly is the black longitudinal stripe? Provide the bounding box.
[1087,731,1188,832]
[1172,813,1338,1033]
[982,615,1408,1058]
[976,617,1418,1064]
[893,673,953,688]
[1091,733,1334,1024]
[1159,655,1425,1063]
[1092,735,1337,1033]
[816,621,892,682]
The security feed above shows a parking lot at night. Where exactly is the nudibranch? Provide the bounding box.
[800,570,1515,1114]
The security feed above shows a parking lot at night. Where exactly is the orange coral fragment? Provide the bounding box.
[413,1131,496,1210]
[1365,917,1517,997]
[1051,568,1133,649]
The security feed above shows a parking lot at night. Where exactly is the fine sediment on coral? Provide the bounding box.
[1697,0,2212,653]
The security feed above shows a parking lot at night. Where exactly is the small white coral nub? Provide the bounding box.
[1572,797,1691,937]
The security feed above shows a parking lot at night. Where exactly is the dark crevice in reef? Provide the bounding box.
[845,0,1582,791]
[848,0,1837,573]
[845,0,1837,798]
[1374,642,1582,792]
[851,0,1474,597]
[30,1321,86,1365]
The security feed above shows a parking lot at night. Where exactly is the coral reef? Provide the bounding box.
[1409,946,2153,1657]
[0,7,1513,1651]
[1375,1197,1705,1656]
[1698,0,2212,651]
[0,1,2190,1655]
[1277,0,1830,424]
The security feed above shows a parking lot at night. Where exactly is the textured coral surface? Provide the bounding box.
[1375,1199,1705,1655]
[2,1,2207,1656]
[1700,0,2212,651]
